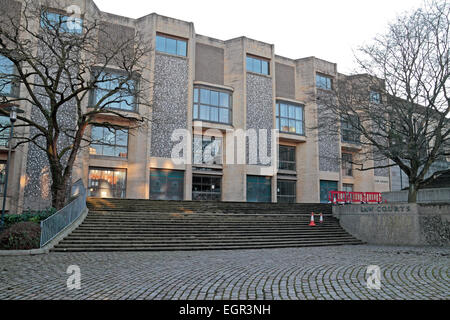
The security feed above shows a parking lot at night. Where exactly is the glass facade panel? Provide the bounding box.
[247,176,272,203]
[40,11,83,34]
[341,115,361,144]
[155,35,188,57]
[0,55,15,97]
[276,101,305,135]
[192,175,222,201]
[246,56,270,75]
[90,126,128,158]
[277,180,296,203]
[88,168,127,198]
[193,135,222,165]
[150,170,184,201]
[0,161,6,194]
[320,180,338,203]
[193,86,232,124]
[342,153,353,177]
[370,91,381,104]
[94,72,136,111]
[316,74,332,90]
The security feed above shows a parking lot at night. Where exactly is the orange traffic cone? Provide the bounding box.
[309,212,316,227]
[319,213,324,224]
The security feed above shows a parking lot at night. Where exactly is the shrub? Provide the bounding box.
[2,208,56,229]
[0,222,41,250]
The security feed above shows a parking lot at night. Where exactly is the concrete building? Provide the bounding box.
[0,0,391,213]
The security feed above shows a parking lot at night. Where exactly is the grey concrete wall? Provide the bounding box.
[275,63,295,100]
[333,203,450,246]
[383,188,450,204]
[195,43,224,85]
[150,53,189,158]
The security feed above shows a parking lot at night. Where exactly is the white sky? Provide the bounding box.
[93,0,425,74]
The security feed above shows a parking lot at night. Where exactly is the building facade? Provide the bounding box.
[1,0,391,213]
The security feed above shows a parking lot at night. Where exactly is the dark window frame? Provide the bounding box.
[341,115,361,144]
[150,169,185,201]
[342,152,353,177]
[192,174,222,201]
[193,85,233,125]
[90,125,129,158]
[276,101,305,136]
[279,145,296,171]
[277,180,297,203]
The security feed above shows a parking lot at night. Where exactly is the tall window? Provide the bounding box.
[246,55,269,75]
[90,126,128,158]
[88,168,127,199]
[341,115,361,144]
[276,102,305,135]
[0,161,6,194]
[192,175,221,201]
[93,71,136,111]
[0,55,16,97]
[279,145,296,171]
[316,74,333,90]
[277,180,296,203]
[342,153,353,177]
[194,86,231,124]
[370,91,381,104]
[0,116,11,147]
[40,11,83,34]
[193,135,222,165]
[156,34,187,57]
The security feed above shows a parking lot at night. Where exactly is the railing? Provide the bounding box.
[328,191,384,205]
[40,180,87,248]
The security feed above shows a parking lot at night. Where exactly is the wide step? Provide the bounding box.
[51,199,363,252]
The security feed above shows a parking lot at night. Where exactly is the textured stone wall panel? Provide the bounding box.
[317,103,340,173]
[246,73,274,167]
[151,54,188,158]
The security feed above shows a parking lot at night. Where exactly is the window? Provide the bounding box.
[93,71,137,111]
[343,184,354,193]
[90,126,128,158]
[246,55,269,75]
[193,135,222,165]
[0,55,16,97]
[156,34,187,57]
[247,176,272,203]
[193,86,232,124]
[342,153,353,177]
[88,168,127,198]
[370,91,381,104]
[341,115,361,144]
[0,161,6,194]
[276,102,305,135]
[192,175,221,201]
[0,116,10,147]
[279,146,296,171]
[40,11,83,34]
[150,169,184,201]
[316,74,333,90]
[320,180,338,203]
[277,180,296,203]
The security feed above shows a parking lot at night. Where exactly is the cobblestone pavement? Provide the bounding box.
[0,245,449,300]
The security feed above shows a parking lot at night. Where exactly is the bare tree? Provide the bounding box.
[316,0,449,203]
[0,0,152,209]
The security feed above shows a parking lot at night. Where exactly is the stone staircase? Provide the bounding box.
[51,198,363,252]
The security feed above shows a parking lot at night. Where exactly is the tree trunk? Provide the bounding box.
[408,183,418,203]
[49,162,70,211]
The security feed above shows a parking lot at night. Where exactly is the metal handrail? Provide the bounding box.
[40,179,87,248]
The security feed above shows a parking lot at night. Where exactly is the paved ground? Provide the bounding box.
[0,245,449,300]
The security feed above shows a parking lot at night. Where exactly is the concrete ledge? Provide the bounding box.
[333,203,450,246]
[0,208,89,256]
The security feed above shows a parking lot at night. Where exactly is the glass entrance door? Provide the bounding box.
[247,176,272,203]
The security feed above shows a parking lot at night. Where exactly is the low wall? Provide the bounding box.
[382,188,450,204]
[333,203,450,246]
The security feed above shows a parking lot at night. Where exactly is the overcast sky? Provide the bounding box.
[94,0,425,74]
